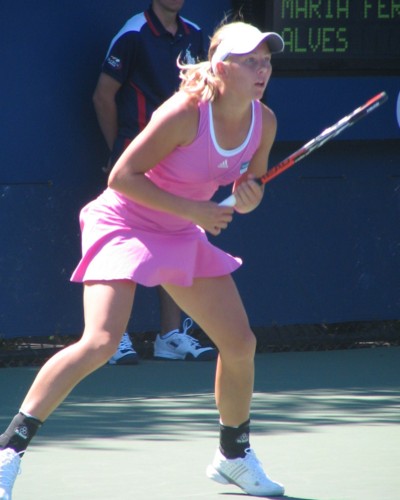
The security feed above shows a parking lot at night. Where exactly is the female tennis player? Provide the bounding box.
[0,21,285,497]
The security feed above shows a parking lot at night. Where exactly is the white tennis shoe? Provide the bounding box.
[206,447,284,497]
[154,318,217,361]
[0,448,21,500]
[108,332,139,365]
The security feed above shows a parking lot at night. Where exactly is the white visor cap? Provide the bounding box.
[211,24,284,74]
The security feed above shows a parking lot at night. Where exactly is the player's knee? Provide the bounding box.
[97,341,119,362]
[220,329,256,362]
[78,332,121,365]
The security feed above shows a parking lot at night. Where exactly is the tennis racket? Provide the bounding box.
[219,91,388,207]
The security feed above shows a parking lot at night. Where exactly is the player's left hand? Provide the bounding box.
[232,174,263,213]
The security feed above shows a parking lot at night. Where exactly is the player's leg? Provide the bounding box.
[164,275,255,425]
[163,275,284,497]
[20,280,136,421]
[0,280,136,499]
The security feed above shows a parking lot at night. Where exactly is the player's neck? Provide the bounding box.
[213,93,252,123]
[152,4,179,35]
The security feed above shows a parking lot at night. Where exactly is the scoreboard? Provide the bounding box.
[259,0,400,74]
[230,1,399,139]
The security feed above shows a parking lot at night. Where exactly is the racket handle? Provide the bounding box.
[218,193,237,207]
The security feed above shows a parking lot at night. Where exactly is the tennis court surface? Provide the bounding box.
[1,346,399,499]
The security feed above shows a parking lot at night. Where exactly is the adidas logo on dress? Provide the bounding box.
[217,159,229,169]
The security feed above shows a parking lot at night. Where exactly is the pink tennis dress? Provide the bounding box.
[71,99,262,287]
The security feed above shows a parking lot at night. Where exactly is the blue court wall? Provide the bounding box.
[0,1,399,339]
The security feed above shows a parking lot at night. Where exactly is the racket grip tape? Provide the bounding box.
[218,178,263,207]
[219,193,237,207]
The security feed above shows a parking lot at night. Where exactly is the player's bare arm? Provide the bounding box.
[108,92,234,235]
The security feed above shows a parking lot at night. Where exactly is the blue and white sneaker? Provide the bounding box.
[154,318,217,361]
[108,333,139,365]
[0,448,21,500]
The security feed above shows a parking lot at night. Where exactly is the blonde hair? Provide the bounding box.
[178,21,250,102]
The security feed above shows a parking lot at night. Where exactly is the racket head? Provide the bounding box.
[258,91,388,185]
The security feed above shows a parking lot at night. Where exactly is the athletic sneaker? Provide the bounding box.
[206,447,284,497]
[0,448,21,500]
[108,333,139,365]
[153,318,217,361]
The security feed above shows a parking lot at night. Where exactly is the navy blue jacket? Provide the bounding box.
[101,6,205,160]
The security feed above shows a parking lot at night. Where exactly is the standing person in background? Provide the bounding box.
[93,0,217,365]
[0,19,286,497]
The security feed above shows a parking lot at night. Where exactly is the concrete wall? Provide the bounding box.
[1,1,399,338]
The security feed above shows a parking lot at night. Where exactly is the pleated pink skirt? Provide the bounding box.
[71,188,242,287]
